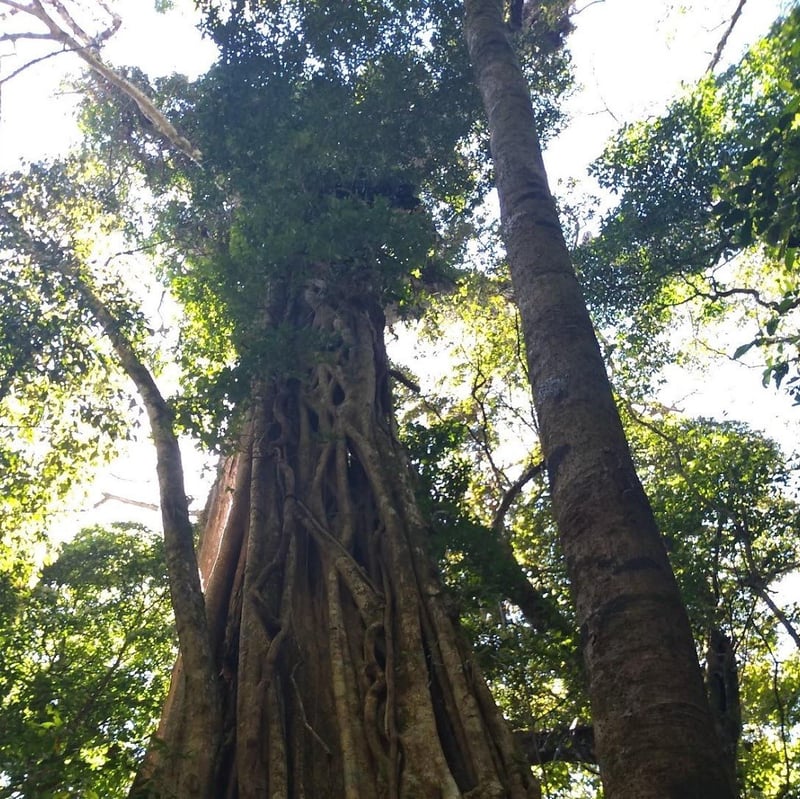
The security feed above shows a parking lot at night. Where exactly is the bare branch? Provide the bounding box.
[751,584,800,650]
[0,46,66,85]
[574,0,605,14]
[388,367,420,394]
[36,0,93,47]
[0,30,55,40]
[93,491,160,512]
[707,0,748,74]
[0,0,35,15]
[0,0,202,163]
[91,490,202,518]
[91,0,121,46]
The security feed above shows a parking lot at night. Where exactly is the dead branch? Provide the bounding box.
[0,0,202,162]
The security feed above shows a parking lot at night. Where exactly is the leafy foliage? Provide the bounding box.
[577,7,800,399]
[0,524,175,798]
[624,412,800,796]
[0,160,147,592]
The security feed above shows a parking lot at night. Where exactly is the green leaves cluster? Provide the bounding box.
[714,7,800,257]
[0,524,175,798]
[576,7,800,400]
[0,161,147,586]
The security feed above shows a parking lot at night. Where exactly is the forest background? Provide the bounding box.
[1,0,799,797]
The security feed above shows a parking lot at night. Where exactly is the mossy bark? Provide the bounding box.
[132,269,538,798]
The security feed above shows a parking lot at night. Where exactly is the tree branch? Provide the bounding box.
[62,269,221,778]
[492,459,544,535]
[707,0,748,74]
[388,367,420,394]
[514,725,596,765]
[0,30,55,40]
[488,460,575,632]
[749,581,800,650]
[0,46,66,86]
[0,0,202,163]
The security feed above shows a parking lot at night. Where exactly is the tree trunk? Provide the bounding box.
[132,267,540,798]
[463,2,735,797]
[706,628,741,794]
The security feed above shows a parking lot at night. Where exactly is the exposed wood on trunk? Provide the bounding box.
[463,2,735,797]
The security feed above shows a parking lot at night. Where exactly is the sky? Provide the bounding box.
[547,0,789,184]
[0,0,795,528]
[549,0,798,445]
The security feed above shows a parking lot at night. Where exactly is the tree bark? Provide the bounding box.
[706,628,741,794]
[463,2,735,797]
[132,267,540,798]
[69,275,222,798]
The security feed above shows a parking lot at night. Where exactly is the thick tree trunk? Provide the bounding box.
[463,2,735,798]
[132,268,539,798]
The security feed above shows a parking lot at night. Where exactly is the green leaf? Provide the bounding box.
[733,341,756,359]
[772,361,790,387]
[739,147,761,166]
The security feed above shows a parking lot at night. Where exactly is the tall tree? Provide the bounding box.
[4,1,565,796]
[463,2,734,797]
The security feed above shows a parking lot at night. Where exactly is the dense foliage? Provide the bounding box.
[577,7,800,400]
[0,1,798,797]
[0,525,175,798]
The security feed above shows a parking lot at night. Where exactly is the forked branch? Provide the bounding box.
[0,0,202,162]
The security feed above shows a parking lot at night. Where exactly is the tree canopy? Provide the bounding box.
[0,1,798,797]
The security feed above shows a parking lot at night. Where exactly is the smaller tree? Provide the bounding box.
[0,524,176,798]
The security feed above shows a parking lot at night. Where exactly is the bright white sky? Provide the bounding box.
[0,0,795,530]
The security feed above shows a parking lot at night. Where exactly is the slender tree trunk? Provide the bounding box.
[132,267,540,798]
[86,298,222,798]
[706,628,741,794]
[463,2,735,797]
